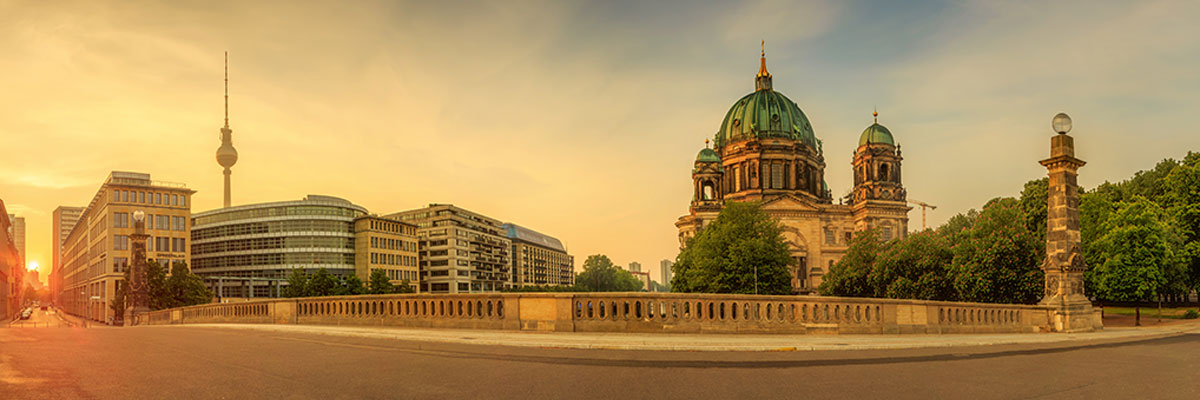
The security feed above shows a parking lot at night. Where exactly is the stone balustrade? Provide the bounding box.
[134,292,1062,334]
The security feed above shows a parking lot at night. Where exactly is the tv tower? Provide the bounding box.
[216,52,239,208]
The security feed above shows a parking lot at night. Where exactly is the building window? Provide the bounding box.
[113,212,129,228]
[824,228,835,245]
[172,238,186,252]
[113,257,129,273]
[882,227,893,241]
[771,163,783,189]
[114,235,129,250]
[844,232,852,244]
[139,192,145,203]
[172,216,185,231]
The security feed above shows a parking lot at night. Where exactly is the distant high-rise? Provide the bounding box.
[628,261,641,273]
[660,259,673,286]
[215,52,239,208]
[6,214,23,266]
[52,206,84,278]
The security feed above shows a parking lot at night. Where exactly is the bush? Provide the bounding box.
[1184,309,1199,319]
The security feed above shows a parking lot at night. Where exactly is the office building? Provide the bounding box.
[628,261,641,273]
[388,204,510,293]
[191,195,367,298]
[354,215,419,290]
[6,214,24,266]
[51,206,84,300]
[1,201,22,320]
[503,223,573,287]
[660,259,673,288]
[59,171,194,324]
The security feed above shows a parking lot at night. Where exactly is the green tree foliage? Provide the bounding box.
[165,261,213,307]
[870,231,954,300]
[395,279,416,294]
[283,269,309,298]
[337,275,367,296]
[367,269,394,294]
[146,260,171,310]
[576,255,644,292]
[1091,197,1173,309]
[503,284,580,292]
[1162,152,1200,298]
[1017,178,1049,246]
[819,228,881,297]
[949,199,1043,304]
[307,268,338,297]
[671,202,793,294]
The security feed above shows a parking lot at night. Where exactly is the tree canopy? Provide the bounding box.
[575,255,644,292]
[671,201,793,295]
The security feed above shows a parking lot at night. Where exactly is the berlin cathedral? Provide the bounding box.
[675,47,911,294]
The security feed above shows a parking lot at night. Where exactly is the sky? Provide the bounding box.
[2,0,1199,283]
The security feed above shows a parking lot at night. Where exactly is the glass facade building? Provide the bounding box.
[191,195,367,298]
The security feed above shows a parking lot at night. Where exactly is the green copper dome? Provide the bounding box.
[858,123,895,146]
[696,148,720,163]
[714,89,816,150]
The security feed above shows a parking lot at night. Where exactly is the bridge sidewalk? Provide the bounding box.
[143,320,1200,352]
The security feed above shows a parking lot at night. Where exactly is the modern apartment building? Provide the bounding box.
[628,261,641,273]
[51,206,85,300]
[58,171,194,324]
[6,214,24,266]
[388,204,511,293]
[502,223,573,287]
[190,195,366,297]
[660,259,673,287]
[354,215,419,290]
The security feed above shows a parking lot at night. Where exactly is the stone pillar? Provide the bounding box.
[127,212,151,324]
[1038,130,1098,332]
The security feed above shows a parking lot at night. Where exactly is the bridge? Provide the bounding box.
[132,292,1097,334]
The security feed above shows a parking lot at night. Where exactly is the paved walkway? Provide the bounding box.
[147,320,1200,351]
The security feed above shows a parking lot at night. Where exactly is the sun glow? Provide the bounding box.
[27,261,39,271]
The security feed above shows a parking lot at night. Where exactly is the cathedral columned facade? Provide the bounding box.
[675,49,910,293]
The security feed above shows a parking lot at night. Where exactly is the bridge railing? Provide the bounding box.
[134,292,1061,334]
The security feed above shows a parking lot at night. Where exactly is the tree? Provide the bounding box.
[166,261,213,307]
[949,198,1043,304]
[282,269,309,298]
[307,268,338,297]
[671,202,793,294]
[575,255,643,292]
[820,228,882,297]
[1017,178,1049,247]
[870,231,955,300]
[1091,196,1174,325]
[1162,153,1200,307]
[109,285,126,326]
[336,275,366,296]
[394,279,416,294]
[146,260,172,310]
[367,269,394,294]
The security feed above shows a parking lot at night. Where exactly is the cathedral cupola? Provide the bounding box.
[851,110,910,240]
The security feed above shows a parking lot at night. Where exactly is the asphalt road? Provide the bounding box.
[5,308,73,329]
[1,323,1198,399]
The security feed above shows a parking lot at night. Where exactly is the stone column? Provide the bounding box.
[127,212,151,324]
[1038,130,1098,332]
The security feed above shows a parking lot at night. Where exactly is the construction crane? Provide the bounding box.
[907,198,938,230]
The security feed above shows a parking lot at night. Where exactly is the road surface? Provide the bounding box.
[1,323,1197,399]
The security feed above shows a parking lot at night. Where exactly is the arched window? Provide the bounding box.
[702,182,715,200]
[879,163,889,181]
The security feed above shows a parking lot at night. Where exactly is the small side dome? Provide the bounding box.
[696,148,720,163]
[859,123,895,146]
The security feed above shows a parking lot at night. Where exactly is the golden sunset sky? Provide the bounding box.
[3,0,1199,282]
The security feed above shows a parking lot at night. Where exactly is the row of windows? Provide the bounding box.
[192,252,355,270]
[370,252,416,267]
[370,237,416,252]
[192,219,354,240]
[112,189,186,207]
[194,205,364,226]
[376,268,418,282]
[114,235,186,252]
[192,236,354,255]
[366,219,416,235]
